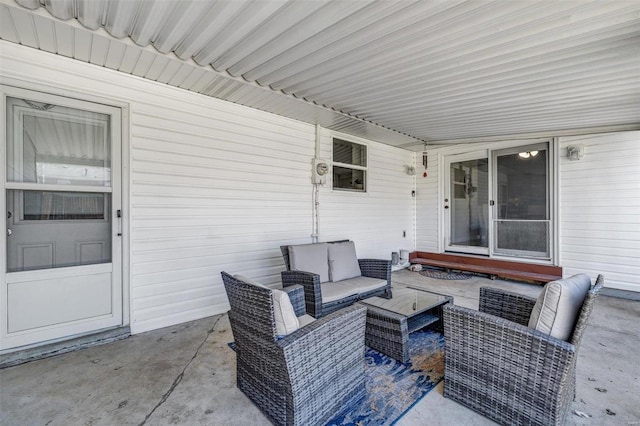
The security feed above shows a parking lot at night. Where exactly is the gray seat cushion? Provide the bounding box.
[288,243,330,283]
[320,276,387,303]
[328,241,362,282]
[297,314,316,328]
[320,282,359,303]
[528,273,591,341]
[336,276,387,295]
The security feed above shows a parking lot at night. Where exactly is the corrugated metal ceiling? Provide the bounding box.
[1,0,639,150]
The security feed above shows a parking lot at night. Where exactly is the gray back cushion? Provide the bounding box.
[234,274,299,336]
[288,243,330,283]
[528,273,591,341]
[328,241,362,282]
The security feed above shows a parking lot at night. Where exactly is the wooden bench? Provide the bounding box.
[409,251,562,284]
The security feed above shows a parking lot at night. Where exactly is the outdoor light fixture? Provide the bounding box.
[567,145,584,161]
[518,150,538,159]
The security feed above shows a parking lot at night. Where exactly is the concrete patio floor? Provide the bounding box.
[1,270,639,425]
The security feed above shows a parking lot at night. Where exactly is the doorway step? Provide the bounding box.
[0,326,130,368]
[409,251,562,284]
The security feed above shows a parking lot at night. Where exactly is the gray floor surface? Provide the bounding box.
[1,269,639,425]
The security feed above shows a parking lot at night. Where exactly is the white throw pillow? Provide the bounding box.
[271,288,300,336]
[234,274,299,336]
[288,243,330,283]
[528,274,591,341]
[328,241,362,282]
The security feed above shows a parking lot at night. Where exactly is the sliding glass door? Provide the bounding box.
[492,143,551,259]
[444,142,552,262]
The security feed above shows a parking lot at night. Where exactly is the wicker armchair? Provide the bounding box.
[221,272,367,426]
[280,242,392,318]
[443,274,604,426]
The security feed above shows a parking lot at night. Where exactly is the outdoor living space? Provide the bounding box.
[1,270,638,426]
[2,2,640,425]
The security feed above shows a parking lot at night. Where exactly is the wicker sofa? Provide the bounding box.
[443,274,604,426]
[221,272,367,426]
[280,241,392,318]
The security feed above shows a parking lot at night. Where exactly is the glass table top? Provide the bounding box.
[359,287,451,317]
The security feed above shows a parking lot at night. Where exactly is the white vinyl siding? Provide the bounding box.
[128,103,315,332]
[415,153,441,252]
[558,132,640,292]
[1,41,417,336]
[319,130,415,259]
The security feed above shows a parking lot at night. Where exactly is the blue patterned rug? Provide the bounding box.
[327,330,444,425]
[228,330,444,426]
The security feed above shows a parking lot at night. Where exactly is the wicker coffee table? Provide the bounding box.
[358,287,453,363]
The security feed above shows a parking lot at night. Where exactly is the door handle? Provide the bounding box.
[116,210,122,236]
[7,228,12,236]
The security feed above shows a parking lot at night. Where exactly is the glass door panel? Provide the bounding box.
[5,97,113,272]
[446,154,489,254]
[492,144,550,259]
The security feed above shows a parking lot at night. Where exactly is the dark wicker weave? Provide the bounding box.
[222,272,367,426]
[280,242,392,318]
[359,305,408,362]
[443,274,604,426]
[358,289,452,363]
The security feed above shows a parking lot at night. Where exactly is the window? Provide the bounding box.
[5,95,113,272]
[332,138,367,192]
[21,191,108,221]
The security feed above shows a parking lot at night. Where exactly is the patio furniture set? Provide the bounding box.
[222,240,603,426]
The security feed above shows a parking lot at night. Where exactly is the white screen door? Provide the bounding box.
[491,143,551,259]
[1,87,122,351]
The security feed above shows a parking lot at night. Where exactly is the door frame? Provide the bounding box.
[0,82,131,353]
[440,139,558,265]
[443,150,491,255]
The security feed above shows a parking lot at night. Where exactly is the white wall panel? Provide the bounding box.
[317,129,415,260]
[415,153,441,252]
[559,131,640,291]
[1,41,415,336]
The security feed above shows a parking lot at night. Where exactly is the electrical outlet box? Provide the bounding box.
[312,158,329,184]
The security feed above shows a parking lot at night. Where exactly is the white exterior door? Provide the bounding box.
[444,151,490,255]
[1,86,122,351]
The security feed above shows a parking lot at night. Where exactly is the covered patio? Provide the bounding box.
[2,271,638,425]
[1,1,640,424]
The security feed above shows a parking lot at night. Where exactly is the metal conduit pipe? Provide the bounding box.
[311,124,321,243]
